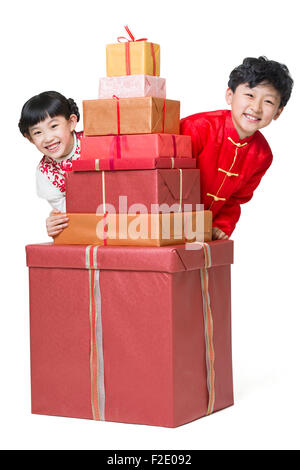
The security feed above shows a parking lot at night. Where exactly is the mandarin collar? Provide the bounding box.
[225,110,256,145]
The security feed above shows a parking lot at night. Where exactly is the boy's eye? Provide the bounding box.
[33,131,41,135]
[265,100,274,105]
[245,93,254,98]
[51,124,58,129]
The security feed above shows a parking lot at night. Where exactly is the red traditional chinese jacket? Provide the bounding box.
[180,110,273,236]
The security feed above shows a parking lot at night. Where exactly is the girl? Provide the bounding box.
[19,91,83,237]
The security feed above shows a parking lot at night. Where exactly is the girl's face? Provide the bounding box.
[27,114,77,160]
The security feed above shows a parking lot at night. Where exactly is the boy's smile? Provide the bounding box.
[226,82,283,139]
[28,114,77,160]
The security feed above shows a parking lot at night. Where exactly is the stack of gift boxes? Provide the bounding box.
[54,31,212,247]
[25,28,234,427]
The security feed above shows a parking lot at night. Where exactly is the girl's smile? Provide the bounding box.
[45,142,61,153]
[28,114,77,160]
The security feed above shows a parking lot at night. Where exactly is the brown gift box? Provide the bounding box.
[54,211,212,246]
[83,97,180,136]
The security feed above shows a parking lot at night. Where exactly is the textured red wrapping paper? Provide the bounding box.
[80,134,192,160]
[26,241,234,427]
[71,157,196,171]
[66,169,201,214]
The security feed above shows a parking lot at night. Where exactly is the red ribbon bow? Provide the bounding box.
[117,25,147,43]
[117,25,156,76]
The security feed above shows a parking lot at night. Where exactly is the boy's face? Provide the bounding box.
[225,82,283,139]
[27,114,77,160]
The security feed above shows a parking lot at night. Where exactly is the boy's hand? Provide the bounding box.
[212,227,229,240]
[46,209,69,238]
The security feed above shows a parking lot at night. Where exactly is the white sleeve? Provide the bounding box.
[36,168,66,212]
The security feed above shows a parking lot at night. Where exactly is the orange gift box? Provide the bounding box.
[106,41,160,77]
[54,211,212,246]
[82,97,180,136]
[106,26,160,77]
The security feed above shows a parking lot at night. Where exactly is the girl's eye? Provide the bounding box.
[33,131,41,135]
[246,93,254,98]
[51,124,58,129]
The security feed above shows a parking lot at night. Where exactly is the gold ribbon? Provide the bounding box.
[178,169,183,212]
[101,171,106,214]
[199,243,215,415]
[86,245,105,421]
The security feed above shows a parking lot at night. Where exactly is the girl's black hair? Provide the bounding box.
[228,56,293,107]
[18,91,80,136]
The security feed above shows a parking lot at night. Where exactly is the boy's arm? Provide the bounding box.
[213,162,272,237]
[180,116,207,157]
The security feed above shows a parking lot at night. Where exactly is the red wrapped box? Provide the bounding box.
[71,157,196,171]
[66,169,201,214]
[26,241,234,427]
[80,134,192,160]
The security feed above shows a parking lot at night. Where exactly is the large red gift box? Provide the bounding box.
[26,241,234,427]
[66,169,201,214]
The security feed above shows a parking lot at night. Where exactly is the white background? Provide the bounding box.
[1,0,299,450]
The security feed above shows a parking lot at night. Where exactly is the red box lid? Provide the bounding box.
[70,157,196,171]
[26,241,233,272]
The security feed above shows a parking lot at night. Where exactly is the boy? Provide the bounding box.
[180,56,293,239]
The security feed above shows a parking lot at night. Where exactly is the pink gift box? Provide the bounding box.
[66,168,201,214]
[26,241,234,427]
[98,75,166,99]
[80,134,192,160]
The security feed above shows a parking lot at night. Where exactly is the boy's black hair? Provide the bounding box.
[228,56,293,107]
[18,91,80,136]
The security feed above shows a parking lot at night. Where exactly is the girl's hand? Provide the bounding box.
[212,227,229,240]
[46,209,69,238]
